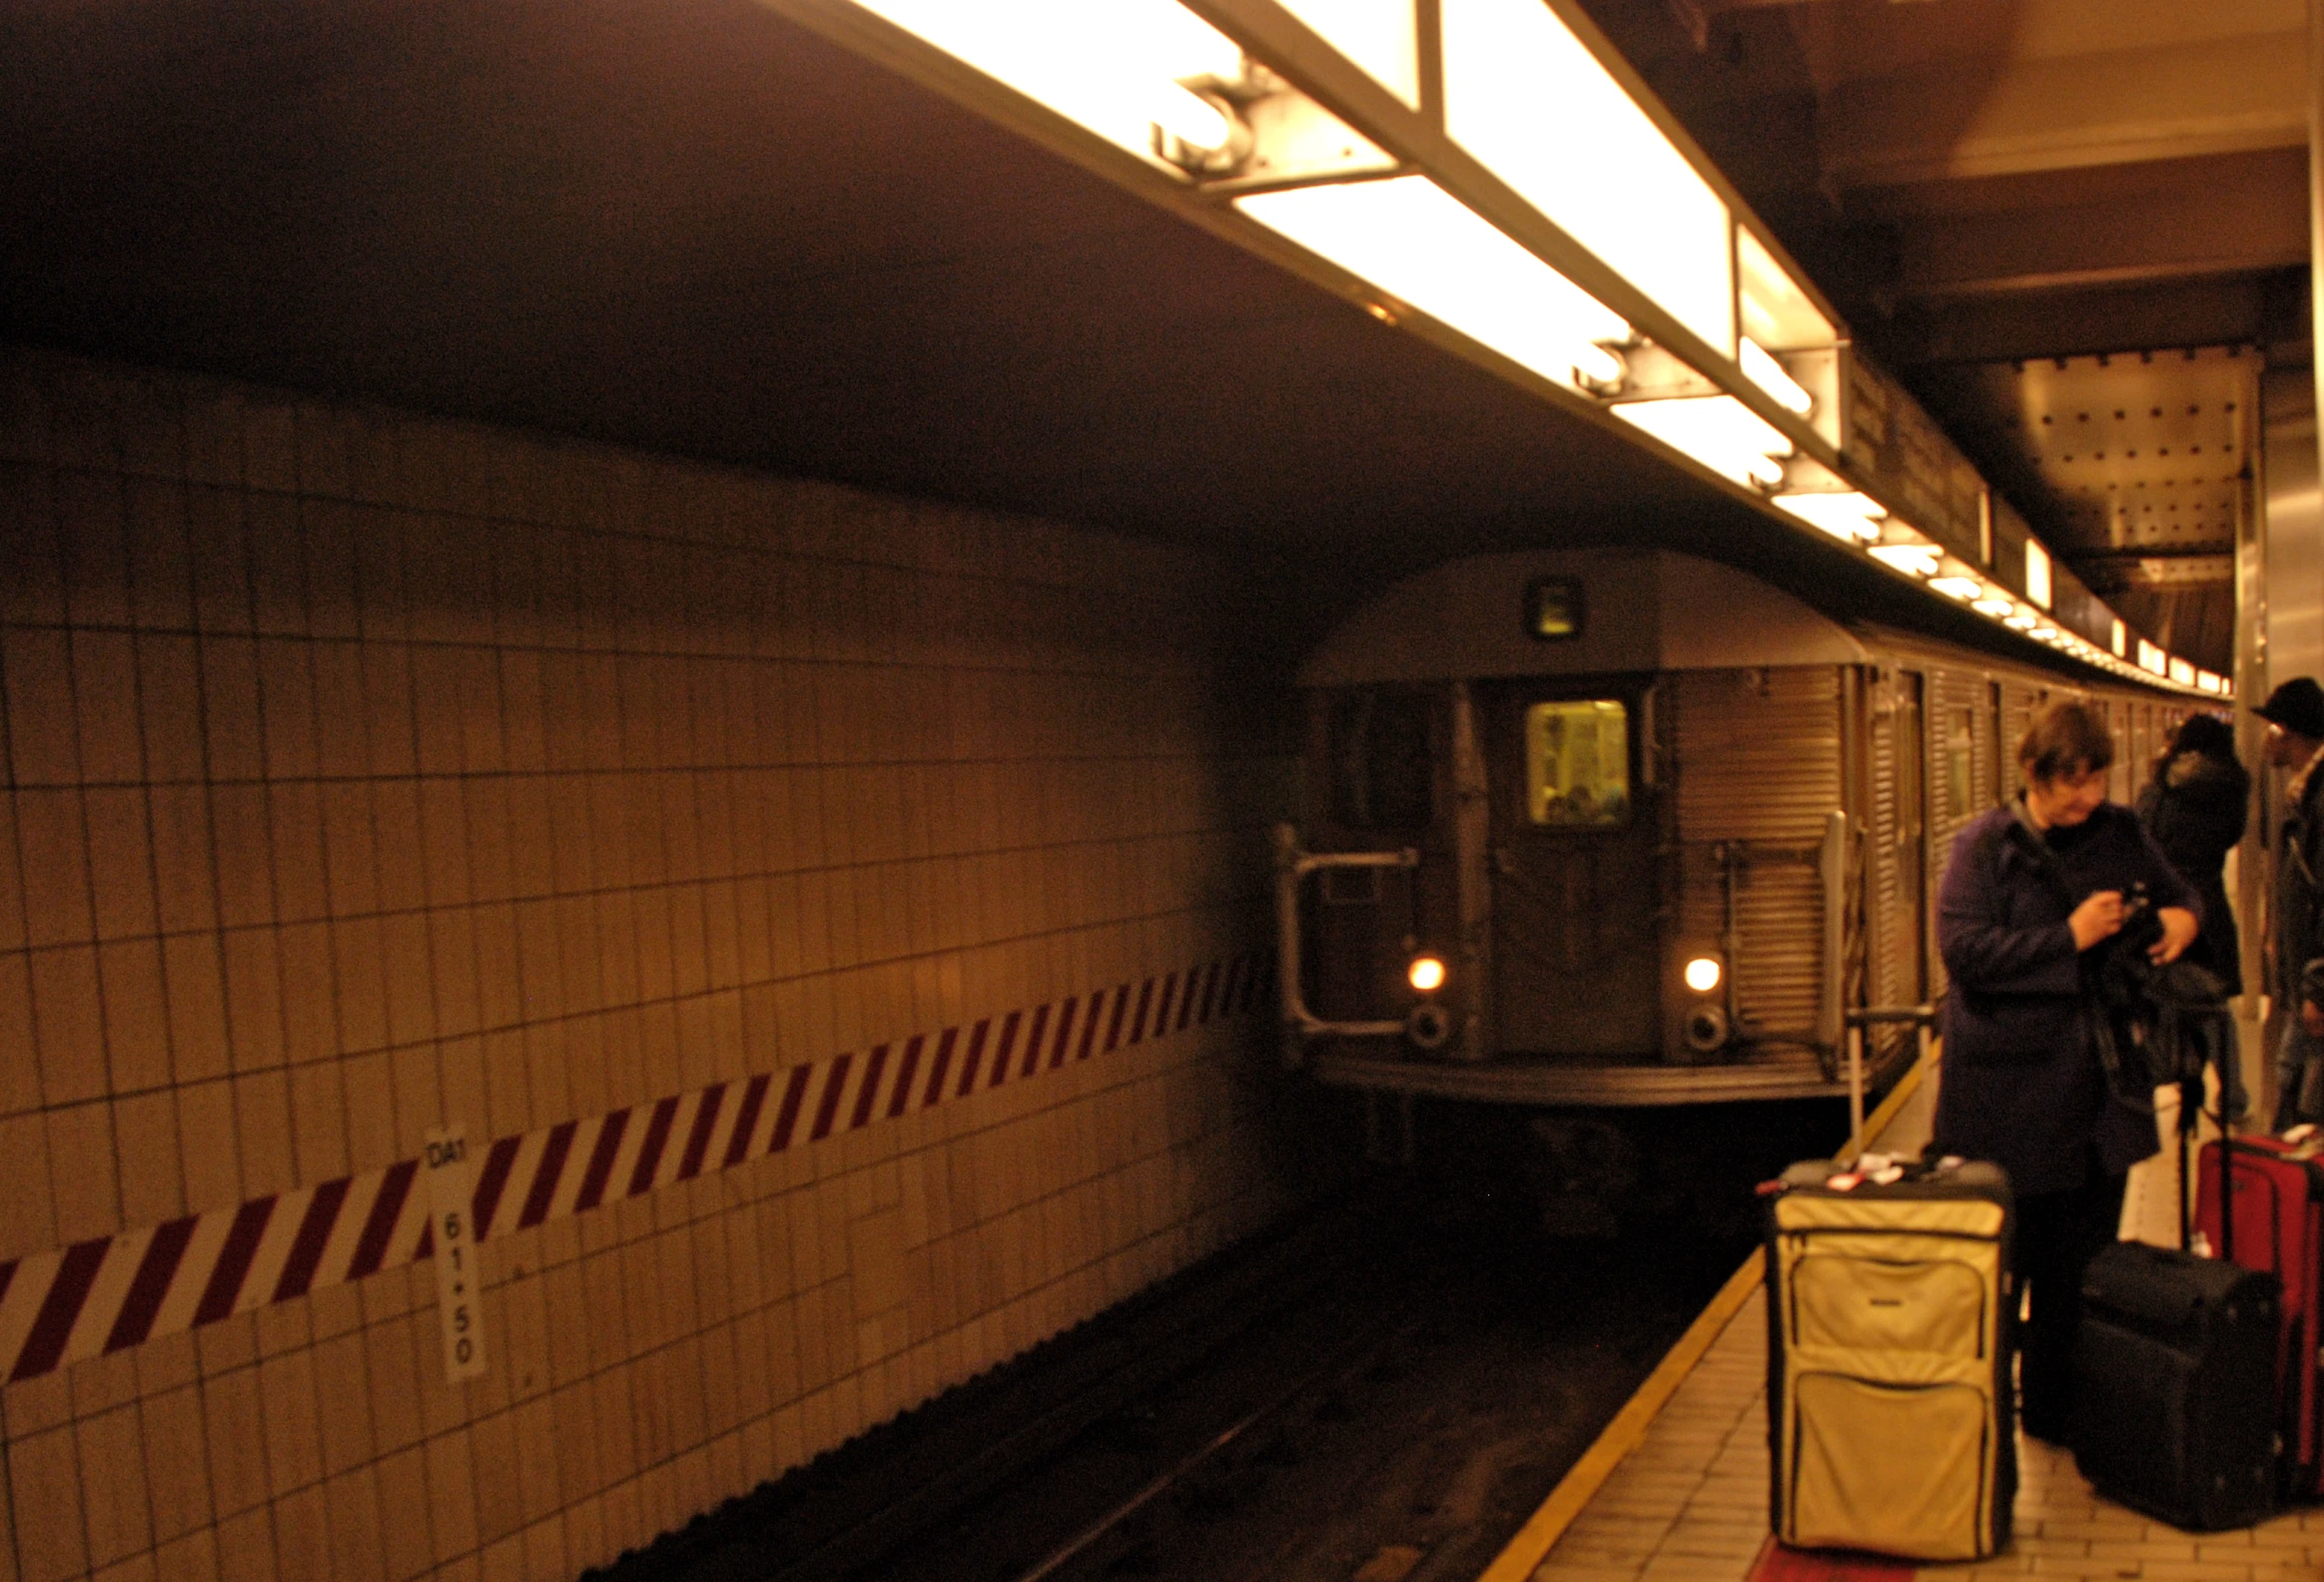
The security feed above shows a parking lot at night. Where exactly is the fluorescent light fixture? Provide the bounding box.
[2138,639,2167,675]
[2111,618,2127,657]
[1235,177,1631,388]
[1612,396,1792,487]
[1932,575,1982,601]
[2169,657,2196,685]
[1740,339,1813,414]
[1869,543,1940,577]
[1737,228,1834,351]
[2198,671,2225,694]
[2024,539,2051,609]
[855,0,1244,174]
[1441,0,1734,357]
[2004,610,2039,631]
[1278,0,1420,107]
[1973,595,2014,618]
[1773,489,1884,542]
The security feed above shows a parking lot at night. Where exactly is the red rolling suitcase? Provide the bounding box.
[2195,1128,2324,1497]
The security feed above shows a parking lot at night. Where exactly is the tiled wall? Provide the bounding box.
[0,350,1305,1582]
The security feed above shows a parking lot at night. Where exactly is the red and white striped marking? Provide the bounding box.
[0,950,1274,1384]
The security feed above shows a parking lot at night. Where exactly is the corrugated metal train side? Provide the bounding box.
[1282,555,2203,1116]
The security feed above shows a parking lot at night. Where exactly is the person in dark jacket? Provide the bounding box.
[2135,713,2249,994]
[2260,677,2324,1126]
[1934,701,2199,1443]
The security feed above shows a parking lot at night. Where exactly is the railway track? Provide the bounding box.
[588,1145,1761,1582]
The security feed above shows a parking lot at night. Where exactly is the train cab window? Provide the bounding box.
[1525,699,1630,828]
[1327,691,1434,830]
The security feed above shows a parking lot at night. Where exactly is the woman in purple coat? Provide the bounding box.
[1933,701,2199,1443]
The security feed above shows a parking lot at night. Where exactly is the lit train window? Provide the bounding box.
[1526,700,1629,828]
[1328,690,1434,830]
[1525,576,1584,639]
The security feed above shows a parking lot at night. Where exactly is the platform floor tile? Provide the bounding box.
[1525,1294,2324,1582]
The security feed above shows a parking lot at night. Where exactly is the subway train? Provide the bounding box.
[1272,546,2198,1212]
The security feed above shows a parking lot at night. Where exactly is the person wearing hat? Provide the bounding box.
[2259,676,2324,1125]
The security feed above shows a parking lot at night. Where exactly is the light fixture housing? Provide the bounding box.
[1235,177,1631,390]
[824,0,2165,709]
[2024,539,2052,610]
[1773,489,1885,543]
[1739,339,1813,414]
[851,0,1248,176]
[1613,395,1792,487]
[1440,0,1735,357]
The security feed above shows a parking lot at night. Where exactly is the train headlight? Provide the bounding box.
[1407,954,1448,995]
[1683,956,1723,995]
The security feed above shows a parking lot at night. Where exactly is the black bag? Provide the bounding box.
[2071,1240,2278,1530]
[1999,805,2240,1118]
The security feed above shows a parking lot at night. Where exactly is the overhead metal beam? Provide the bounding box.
[1888,274,2287,368]
[2069,551,2236,589]
[1880,149,2308,302]
[1815,29,2305,189]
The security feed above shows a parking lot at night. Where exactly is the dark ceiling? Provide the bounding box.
[1,0,1776,570]
[1583,0,2302,676]
[0,0,2289,673]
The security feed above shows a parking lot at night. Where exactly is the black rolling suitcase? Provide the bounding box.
[1766,1156,2014,1561]
[2071,1241,2278,1530]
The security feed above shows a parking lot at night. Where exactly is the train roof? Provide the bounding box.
[1300,548,1872,688]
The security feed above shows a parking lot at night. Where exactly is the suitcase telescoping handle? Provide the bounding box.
[2180,1069,2232,1262]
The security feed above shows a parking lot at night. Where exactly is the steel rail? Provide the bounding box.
[1009,1310,1425,1582]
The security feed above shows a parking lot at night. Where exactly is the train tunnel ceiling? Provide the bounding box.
[0,0,2273,683]
[1929,347,2253,673]
[0,0,1830,582]
[1581,0,2299,675]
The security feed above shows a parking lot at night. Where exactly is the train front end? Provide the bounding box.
[1276,547,1876,1114]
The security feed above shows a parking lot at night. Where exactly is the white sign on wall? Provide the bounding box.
[422,1126,488,1383]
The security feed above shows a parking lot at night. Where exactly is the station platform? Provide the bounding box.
[1478,1057,2324,1582]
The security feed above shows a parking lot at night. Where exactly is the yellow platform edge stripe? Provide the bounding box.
[1475,1049,1937,1582]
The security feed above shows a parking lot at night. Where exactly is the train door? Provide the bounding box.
[1986,681,2004,804]
[1868,669,1928,1033]
[1931,679,1978,999]
[1303,688,1439,1025]
[1485,682,1660,1056]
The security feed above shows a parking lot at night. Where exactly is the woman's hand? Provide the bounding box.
[2068,890,2124,951]
[2150,906,2199,964]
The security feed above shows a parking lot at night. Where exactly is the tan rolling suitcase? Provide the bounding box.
[1765,1156,2014,1561]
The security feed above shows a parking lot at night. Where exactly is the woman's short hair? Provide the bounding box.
[2162,712,2235,763]
[2018,700,2115,783]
